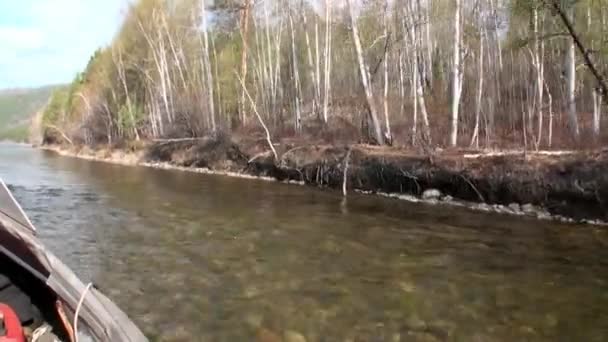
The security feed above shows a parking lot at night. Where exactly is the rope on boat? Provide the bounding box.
[73,282,93,342]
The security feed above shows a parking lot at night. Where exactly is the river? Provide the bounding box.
[0,143,607,341]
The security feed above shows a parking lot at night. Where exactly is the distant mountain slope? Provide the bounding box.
[0,85,59,141]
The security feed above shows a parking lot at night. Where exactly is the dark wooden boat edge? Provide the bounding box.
[0,179,148,341]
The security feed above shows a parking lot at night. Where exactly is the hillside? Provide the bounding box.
[0,85,58,141]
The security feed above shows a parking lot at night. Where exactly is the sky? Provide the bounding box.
[0,0,127,89]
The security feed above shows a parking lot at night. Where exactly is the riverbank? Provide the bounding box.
[40,135,608,224]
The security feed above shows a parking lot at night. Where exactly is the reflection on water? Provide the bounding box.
[1,143,607,341]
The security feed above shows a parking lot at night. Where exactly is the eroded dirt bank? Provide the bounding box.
[43,135,608,223]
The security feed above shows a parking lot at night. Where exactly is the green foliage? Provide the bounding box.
[118,101,145,132]
[212,30,241,116]
[42,88,69,126]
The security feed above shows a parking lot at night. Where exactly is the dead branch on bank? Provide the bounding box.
[45,125,73,146]
[342,147,353,196]
[236,72,278,162]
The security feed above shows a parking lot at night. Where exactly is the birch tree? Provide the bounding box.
[564,0,580,138]
[450,0,462,146]
[347,0,383,144]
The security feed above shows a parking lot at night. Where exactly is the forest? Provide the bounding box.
[41,0,608,151]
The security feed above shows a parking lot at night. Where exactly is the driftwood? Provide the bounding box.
[236,72,278,162]
[152,138,207,143]
[459,174,485,202]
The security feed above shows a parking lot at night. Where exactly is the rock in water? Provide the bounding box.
[475,203,491,212]
[284,330,307,342]
[422,189,442,200]
[521,203,535,214]
[256,328,282,342]
[244,312,263,329]
[508,203,521,213]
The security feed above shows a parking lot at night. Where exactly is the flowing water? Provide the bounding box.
[0,143,607,341]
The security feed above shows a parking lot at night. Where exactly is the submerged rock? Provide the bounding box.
[403,315,427,330]
[284,330,306,342]
[244,313,264,329]
[256,328,282,342]
[422,189,442,200]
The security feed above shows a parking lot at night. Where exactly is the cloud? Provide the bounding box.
[0,0,127,88]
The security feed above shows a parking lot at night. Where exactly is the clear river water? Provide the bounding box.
[0,143,607,341]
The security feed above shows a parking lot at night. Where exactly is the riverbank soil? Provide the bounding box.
[46,134,608,222]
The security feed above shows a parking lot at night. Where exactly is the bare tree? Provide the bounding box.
[450,0,462,146]
[239,0,253,125]
[347,0,383,144]
[322,0,333,124]
[201,0,216,132]
[382,0,391,142]
[289,9,302,132]
[564,1,579,138]
[471,9,484,148]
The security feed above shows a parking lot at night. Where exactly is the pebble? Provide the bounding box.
[508,203,521,213]
[284,330,307,342]
[404,331,440,342]
[403,315,427,330]
[244,313,264,329]
[539,212,555,221]
[475,203,491,211]
[422,189,442,200]
[521,203,536,214]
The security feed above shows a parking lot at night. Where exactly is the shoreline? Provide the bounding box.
[38,141,608,226]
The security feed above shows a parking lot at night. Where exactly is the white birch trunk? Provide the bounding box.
[322,0,332,123]
[593,89,601,137]
[533,6,544,149]
[565,3,579,138]
[382,0,391,142]
[346,0,383,144]
[201,1,216,131]
[450,0,462,146]
[302,10,320,116]
[471,29,484,148]
[289,11,302,132]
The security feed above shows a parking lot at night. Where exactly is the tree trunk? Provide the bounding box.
[383,0,391,142]
[347,0,383,144]
[322,0,332,124]
[289,11,302,132]
[533,4,544,149]
[450,0,462,146]
[201,1,216,132]
[565,3,579,139]
[593,89,601,137]
[239,0,252,125]
[301,10,320,117]
[471,28,484,148]
[545,81,554,147]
